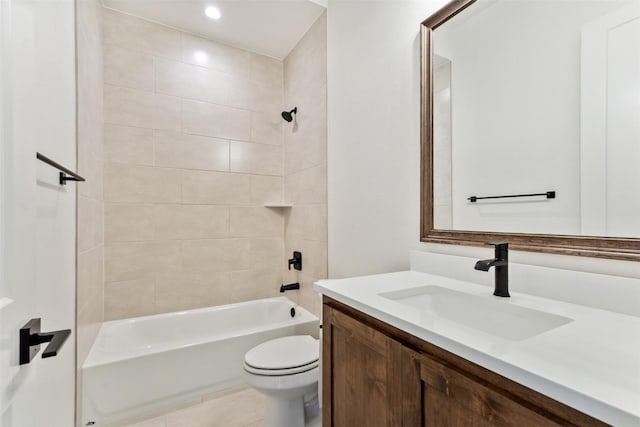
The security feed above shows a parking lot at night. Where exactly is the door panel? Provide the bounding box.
[580,2,640,237]
[1,0,77,426]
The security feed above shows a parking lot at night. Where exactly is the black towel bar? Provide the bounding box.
[36,152,85,185]
[468,191,555,203]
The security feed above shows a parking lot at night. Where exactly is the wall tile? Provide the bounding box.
[104,203,155,243]
[181,239,252,274]
[250,175,283,204]
[155,270,231,313]
[181,170,251,205]
[284,13,327,99]
[286,204,327,242]
[77,91,103,163]
[230,141,282,176]
[78,196,104,252]
[105,163,182,204]
[250,53,283,88]
[155,57,187,97]
[153,204,229,240]
[283,12,327,317]
[182,99,250,141]
[225,80,283,115]
[104,84,181,131]
[77,0,104,418]
[77,246,104,314]
[104,278,156,320]
[285,165,327,204]
[226,268,282,303]
[78,150,104,201]
[105,240,181,283]
[157,56,233,105]
[104,124,154,166]
[225,77,253,111]
[297,280,321,318]
[76,307,102,367]
[103,44,154,91]
[283,87,327,173]
[251,111,283,146]
[77,39,103,162]
[155,130,229,172]
[101,10,295,318]
[104,9,181,60]
[181,33,251,78]
[229,207,283,238]
[182,65,231,106]
[249,238,284,270]
[284,128,327,174]
[249,81,283,114]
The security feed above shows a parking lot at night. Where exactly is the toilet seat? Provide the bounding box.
[244,335,319,376]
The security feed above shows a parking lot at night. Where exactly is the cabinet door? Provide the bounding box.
[402,349,564,427]
[323,306,404,427]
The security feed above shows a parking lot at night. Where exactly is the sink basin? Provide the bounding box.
[378,285,572,341]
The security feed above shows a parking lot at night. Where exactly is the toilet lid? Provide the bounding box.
[244,335,319,371]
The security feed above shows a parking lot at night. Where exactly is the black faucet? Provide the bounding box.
[474,242,509,297]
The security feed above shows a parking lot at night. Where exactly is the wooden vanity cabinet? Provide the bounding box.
[322,297,607,427]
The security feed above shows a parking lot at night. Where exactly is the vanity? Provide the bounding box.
[315,253,640,426]
[314,0,640,424]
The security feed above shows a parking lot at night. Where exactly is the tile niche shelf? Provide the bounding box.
[263,202,293,208]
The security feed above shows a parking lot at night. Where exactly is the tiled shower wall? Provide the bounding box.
[76,0,105,418]
[283,13,328,317]
[102,9,287,320]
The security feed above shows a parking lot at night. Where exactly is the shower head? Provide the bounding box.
[281,107,297,122]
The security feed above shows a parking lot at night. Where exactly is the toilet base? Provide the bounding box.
[265,395,305,427]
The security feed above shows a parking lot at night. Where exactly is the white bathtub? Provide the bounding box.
[82,297,319,426]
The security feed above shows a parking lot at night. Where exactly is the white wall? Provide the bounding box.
[328,0,448,278]
[327,0,640,281]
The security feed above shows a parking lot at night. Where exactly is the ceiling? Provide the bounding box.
[103,0,326,60]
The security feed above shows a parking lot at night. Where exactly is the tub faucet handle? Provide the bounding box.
[288,251,302,271]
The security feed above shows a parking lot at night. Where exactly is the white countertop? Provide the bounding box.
[315,271,640,426]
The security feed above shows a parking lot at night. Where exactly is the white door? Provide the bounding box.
[580,1,640,237]
[0,0,77,426]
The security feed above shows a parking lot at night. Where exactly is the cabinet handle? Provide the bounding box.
[19,318,71,365]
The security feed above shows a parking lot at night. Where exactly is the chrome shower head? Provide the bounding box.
[281,107,297,122]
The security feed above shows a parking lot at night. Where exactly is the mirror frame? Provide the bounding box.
[420,0,640,261]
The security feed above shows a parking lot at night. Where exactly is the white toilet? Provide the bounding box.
[243,335,320,427]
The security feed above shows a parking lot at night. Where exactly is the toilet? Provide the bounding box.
[243,335,320,427]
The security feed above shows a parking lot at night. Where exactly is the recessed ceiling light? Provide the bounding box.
[205,6,221,20]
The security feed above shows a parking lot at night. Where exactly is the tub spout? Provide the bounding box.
[280,282,300,293]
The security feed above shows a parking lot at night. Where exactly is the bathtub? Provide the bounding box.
[82,297,319,426]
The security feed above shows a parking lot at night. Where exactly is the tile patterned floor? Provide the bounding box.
[120,387,321,427]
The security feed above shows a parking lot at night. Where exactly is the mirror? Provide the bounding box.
[420,0,640,260]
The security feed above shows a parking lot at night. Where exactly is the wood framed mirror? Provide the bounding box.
[420,0,640,261]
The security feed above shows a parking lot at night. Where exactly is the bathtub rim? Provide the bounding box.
[83,296,318,369]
